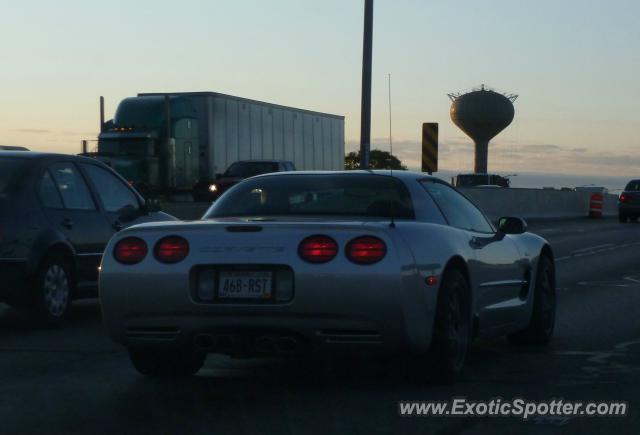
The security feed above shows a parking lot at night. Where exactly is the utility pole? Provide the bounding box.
[359,0,373,169]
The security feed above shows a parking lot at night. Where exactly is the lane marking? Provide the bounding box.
[570,243,614,254]
[556,241,640,262]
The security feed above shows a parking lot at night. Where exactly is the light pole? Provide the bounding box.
[359,0,373,169]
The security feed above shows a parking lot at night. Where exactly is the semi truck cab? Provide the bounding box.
[94,96,199,197]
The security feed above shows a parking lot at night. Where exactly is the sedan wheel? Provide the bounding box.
[33,257,73,324]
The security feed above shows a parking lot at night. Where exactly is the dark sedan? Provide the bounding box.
[619,179,640,223]
[0,151,174,323]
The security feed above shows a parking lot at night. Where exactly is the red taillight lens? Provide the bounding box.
[154,236,190,264]
[114,237,148,265]
[298,235,338,263]
[346,236,387,265]
[620,194,629,202]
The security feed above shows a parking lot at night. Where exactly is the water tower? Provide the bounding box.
[448,85,518,174]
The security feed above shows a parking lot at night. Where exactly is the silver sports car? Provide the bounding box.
[100,171,556,381]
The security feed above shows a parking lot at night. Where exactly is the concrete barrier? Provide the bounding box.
[458,188,619,221]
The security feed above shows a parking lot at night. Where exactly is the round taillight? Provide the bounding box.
[298,235,338,263]
[154,236,190,264]
[114,237,148,265]
[346,236,387,265]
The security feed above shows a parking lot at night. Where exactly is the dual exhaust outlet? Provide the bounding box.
[194,333,300,355]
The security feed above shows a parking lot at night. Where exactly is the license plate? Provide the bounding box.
[218,271,272,299]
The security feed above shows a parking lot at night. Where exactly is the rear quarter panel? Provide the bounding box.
[394,222,475,349]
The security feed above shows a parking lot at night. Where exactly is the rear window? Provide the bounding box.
[224,162,279,178]
[205,174,415,219]
[625,180,640,191]
[0,158,27,200]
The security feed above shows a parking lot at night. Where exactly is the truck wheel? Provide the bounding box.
[426,268,470,383]
[32,255,74,325]
[508,255,556,345]
[619,214,628,223]
[128,347,206,377]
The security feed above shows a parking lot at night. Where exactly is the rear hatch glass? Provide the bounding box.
[624,181,640,192]
[206,174,415,219]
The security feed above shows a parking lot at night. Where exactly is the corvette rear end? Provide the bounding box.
[100,218,432,357]
[100,171,555,380]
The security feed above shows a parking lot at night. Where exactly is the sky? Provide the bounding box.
[1,0,639,176]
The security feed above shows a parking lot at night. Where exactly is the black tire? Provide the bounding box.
[427,268,471,383]
[619,214,628,223]
[32,255,74,325]
[508,255,556,345]
[128,347,206,378]
[631,216,639,223]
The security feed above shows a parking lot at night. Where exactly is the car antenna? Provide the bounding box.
[388,72,396,229]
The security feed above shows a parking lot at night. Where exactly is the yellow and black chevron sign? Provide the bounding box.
[422,122,438,173]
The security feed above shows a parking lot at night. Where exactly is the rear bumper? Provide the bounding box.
[0,259,30,304]
[619,204,640,216]
[119,313,396,357]
[101,268,437,355]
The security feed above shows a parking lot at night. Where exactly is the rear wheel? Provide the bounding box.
[426,268,470,383]
[32,255,73,325]
[128,347,206,377]
[508,255,556,345]
[619,214,628,223]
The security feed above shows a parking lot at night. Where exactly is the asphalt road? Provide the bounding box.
[1,218,640,435]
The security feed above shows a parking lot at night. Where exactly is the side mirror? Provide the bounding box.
[498,216,527,235]
[144,198,162,213]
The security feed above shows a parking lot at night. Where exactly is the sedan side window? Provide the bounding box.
[48,163,96,211]
[81,164,140,213]
[39,170,64,209]
[421,181,494,233]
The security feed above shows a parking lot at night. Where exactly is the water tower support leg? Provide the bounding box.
[474,140,489,174]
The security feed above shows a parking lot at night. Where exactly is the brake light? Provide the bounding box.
[154,236,190,263]
[346,236,386,265]
[114,237,148,265]
[620,194,630,202]
[298,235,338,263]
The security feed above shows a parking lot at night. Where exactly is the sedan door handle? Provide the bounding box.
[61,218,73,229]
[113,220,123,231]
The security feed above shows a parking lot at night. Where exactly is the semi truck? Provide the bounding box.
[86,92,345,198]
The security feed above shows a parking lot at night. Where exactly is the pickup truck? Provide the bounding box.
[193,160,296,202]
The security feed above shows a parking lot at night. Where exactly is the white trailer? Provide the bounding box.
[139,92,345,180]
